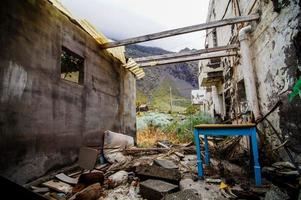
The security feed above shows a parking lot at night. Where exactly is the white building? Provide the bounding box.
[199,0,301,159]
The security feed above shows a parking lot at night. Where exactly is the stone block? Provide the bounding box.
[140,179,178,200]
[154,159,178,169]
[136,164,181,184]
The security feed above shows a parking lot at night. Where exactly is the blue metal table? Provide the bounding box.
[194,123,261,186]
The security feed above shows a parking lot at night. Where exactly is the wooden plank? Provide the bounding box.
[131,68,142,73]
[138,52,238,67]
[134,44,238,62]
[136,71,145,75]
[23,164,79,189]
[194,123,256,129]
[30,186,50,193]
[42,180,72,193]
[55,173,78,185]
[101,14,259,48]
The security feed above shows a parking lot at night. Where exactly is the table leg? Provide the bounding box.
[194,129,203,177]
[250,128,261,186]
[204,135,210,165]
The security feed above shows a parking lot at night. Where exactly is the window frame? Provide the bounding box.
[60,46,85,85]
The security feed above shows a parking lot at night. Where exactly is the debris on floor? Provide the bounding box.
[163,189,201,200]
[25,130,301,200]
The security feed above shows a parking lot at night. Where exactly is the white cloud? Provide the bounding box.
[60,0,209,51]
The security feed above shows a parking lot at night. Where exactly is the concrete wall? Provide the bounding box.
[200,0,301,159]
[0,0,136,184]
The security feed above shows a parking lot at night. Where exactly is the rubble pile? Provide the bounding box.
[25,130,301,200]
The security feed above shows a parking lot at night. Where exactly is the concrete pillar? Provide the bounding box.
[239,25,261,120]
[212,85,221,115]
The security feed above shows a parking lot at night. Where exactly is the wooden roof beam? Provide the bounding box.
[100,13,259,49]
[134,44,238,62]
[138,52,238,68]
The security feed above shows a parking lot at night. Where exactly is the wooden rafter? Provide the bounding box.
[134,44,238,62]
[138,52,238,67]
[100,14,259,49]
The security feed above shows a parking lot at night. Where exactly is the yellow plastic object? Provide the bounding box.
[219,182,229,189]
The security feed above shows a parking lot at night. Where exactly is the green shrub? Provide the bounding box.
[163,113,215,143]
[185,104,199,115]
[136,112,173,130]
[137,111,214,144]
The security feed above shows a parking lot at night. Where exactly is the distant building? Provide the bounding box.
[191,89,206,105]
[199,0,301,159]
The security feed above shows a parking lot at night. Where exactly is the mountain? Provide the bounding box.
[125,45,199,112]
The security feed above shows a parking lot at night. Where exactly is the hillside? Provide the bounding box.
[125,45,199,112]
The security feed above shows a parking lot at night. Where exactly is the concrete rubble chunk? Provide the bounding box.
[103,130,134,152]
[140,179,178,200]
[136,164,181,183]
[163,189,202,200]
[154,159,178,169]
[180,178,227,200]
[272,161,296,169]
[105,184,141,200]
[264,184,289,200]
[107,170,128,188]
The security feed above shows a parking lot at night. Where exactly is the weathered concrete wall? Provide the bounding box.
[0,0,136,184]
[201,0,301,159]
[250,0,301,159]
[122,70,137,141]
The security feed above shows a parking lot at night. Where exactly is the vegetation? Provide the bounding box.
[129,44,206,146]
[162,113,215,143]
[289,77,301,102]
[138,78,191,113]
[136,89,148,106]
[185,104,200,115]
[137,111,214,147]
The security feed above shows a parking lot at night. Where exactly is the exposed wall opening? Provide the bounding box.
[224,89,231,120]
[212,28,218,47]
[237,80,246,102]
[237,80,248,113]
[60,47,84,84]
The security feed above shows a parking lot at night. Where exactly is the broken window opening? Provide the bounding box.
[237,80,248,114]
[237,80,247,102]
[60,47,84,84]
[212,28,218,47]
[224,90,231,121]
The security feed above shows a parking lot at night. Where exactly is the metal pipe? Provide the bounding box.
[239,25,261,120]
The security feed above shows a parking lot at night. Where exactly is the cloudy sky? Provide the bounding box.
[60,0,210,52]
